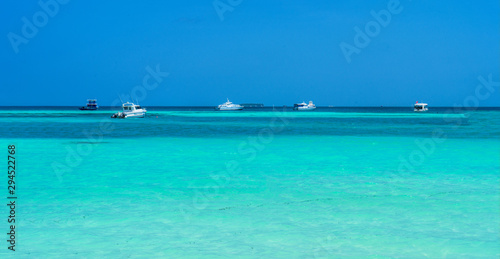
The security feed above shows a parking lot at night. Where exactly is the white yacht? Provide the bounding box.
[111,102,147,118]
[293,101,316,111]
[216,99,243,111]
[414,102,428,112]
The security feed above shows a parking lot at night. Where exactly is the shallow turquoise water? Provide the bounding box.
[0,107,499,258]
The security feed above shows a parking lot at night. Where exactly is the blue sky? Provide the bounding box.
[1,0,498,106]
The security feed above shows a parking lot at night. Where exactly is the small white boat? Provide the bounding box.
[79,99,99,110]
[111,102,147,118]
[216,99,243,111]
[293,101,316,111]
[414,102,428,112]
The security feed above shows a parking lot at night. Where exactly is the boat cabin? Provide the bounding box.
[294,102,307,109]
[79,99,99,110]
[122,102,142,111]
[414,102,428,112]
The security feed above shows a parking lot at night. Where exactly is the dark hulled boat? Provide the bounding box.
[79,99,99,110]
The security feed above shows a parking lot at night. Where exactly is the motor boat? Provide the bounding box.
[414,102,428,112]
[111,102,147,118]
[215,99,243,111]
[79,99,99,110]
[293,101,316,111]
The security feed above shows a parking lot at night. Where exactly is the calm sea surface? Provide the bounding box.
[0,107,499,258]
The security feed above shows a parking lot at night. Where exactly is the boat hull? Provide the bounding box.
[294,107,316,111]
[124,112,146,118]
[216,107,243,111]
[111,111,147,118]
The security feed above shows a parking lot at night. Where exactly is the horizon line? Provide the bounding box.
[0,105,499,108]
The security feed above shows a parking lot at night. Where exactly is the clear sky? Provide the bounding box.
[1,0,498,106]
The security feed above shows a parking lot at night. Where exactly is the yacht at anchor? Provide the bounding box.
[414,102,428,112]
[293,101,316,111]
[79,99,99,110]
[111,102,147,118]
[215,99,243,111]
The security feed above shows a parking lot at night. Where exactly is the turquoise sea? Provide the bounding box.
[1,106,499,258]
